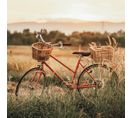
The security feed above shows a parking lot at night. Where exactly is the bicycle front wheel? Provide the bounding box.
[15,67,45,98]
[77,64,119,100]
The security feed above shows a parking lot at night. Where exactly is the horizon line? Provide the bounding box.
[8,18,125,24]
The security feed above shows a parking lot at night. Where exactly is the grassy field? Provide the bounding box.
[7,45,125,118]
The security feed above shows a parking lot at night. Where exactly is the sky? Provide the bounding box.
[8,0,125,23]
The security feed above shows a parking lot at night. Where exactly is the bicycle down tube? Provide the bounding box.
[41,55,96,89]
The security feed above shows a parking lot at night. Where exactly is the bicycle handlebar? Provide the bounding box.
[36,30,71,48]
[36,32,46,43]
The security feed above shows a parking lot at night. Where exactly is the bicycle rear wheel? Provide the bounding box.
[15,67,45,99]
[77,64,118,100]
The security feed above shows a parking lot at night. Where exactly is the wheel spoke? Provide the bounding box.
[15,67,45,99]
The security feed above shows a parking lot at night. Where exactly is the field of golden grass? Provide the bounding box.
[7,45,124,78]
[7,45,125,118]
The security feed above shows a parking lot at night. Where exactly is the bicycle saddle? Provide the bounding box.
[72,51,91,56]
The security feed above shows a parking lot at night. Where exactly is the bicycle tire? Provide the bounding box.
[77,64,119,100]
[15,67,46,98]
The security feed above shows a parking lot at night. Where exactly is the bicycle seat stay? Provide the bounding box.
[72,51,91,56]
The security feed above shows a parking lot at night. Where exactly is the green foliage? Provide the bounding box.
[7,29,125,47]
[7,29,37,45]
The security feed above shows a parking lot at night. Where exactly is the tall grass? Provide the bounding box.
[8,78,125,118]
[7,46,125,118]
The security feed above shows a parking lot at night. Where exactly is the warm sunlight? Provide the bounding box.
[8,0,124,23]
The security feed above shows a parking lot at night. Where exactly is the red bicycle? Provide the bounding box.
[15,31,118,100]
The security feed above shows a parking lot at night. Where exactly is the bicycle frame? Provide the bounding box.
[40,55,96,89]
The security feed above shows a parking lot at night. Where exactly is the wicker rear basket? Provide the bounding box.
[32,42,53,62]
[89,46,114,63]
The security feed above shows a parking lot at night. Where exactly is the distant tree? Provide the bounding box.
[7,29,125,47]
[7,30,11,45]
[23,29,30,34]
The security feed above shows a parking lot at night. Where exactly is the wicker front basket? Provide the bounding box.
[32,42,53,62]
[89,46,114,63]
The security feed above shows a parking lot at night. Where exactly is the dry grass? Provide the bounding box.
[8,46,90,80]
[7,45,125,100]
[7,45,125,80]
[7,45,125,118]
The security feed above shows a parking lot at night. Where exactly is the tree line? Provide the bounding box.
[7,29,125,47]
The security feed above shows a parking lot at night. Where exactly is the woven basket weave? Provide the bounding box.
[89,46,114,63]
[32,42,53,62]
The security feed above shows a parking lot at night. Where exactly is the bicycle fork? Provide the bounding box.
[28,65,44,90]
